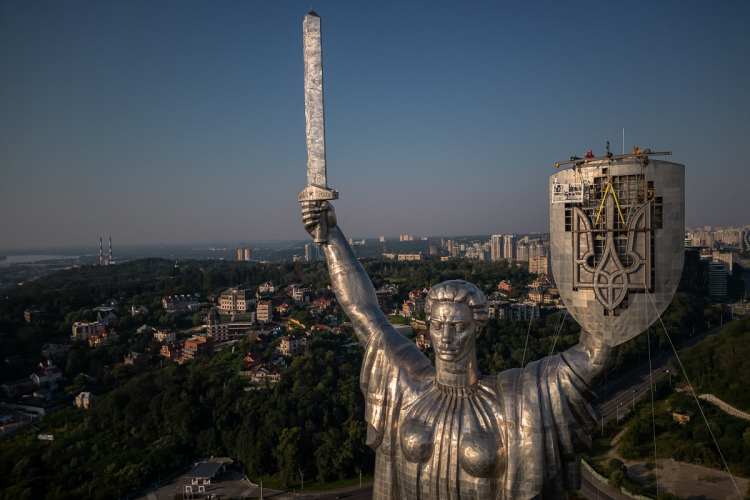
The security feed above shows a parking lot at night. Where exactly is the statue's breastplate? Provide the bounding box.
[399,381,505,479]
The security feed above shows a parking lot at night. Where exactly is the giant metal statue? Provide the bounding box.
[298,11,684,500]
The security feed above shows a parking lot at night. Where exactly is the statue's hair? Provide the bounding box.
[425,280,488,326]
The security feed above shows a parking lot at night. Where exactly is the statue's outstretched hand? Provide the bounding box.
[302,201,337,242]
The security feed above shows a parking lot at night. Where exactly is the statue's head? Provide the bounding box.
[425,280,488,362]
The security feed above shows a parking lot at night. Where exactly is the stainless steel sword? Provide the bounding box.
[298,10,338,244]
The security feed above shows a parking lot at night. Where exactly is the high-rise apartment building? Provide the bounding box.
[529,256,550,276]
[490,235,503,261]
[503,235,516,261]
[709,261,727,298]
[305,243,321,262]
[516,242,529,262]
[244,248,252,261]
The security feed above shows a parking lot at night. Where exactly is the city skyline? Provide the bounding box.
[2,1,749,249]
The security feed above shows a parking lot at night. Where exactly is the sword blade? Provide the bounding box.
[303,11,327,188]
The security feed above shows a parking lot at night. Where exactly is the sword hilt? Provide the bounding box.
[312,208,329,245]
[299,185,339,245]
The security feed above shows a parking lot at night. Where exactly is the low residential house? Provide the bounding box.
[41,343,70,359]
[124,352,149,367]
[269,354,287,369]
[251,363,281,383]
[276,303,293,316]
[162,294,201,312]
[31,361,63,388]
[97,310,118,325]
[311,297,332,309]
[1,378,34,397]
[256,300,273,324]
[531,275,551,289]
[290,284,312,303]
[71,319,105,341]
[259,281,277,294]
[75,392,96,409]
[154,329,176,343]
[244,351,262,367]
[131,305,149,316]
[24,309,43,323]
[181,336,214,361]
[408,290,424,300]
[673,410,694,425]
[497,280,513,292]
[402,297,426,318]
[415,330,431,349]
[279,336,307,356]
[219,286,256,314]
[88,328,118,347]
[528,289,544,303]
[160,341,183,361]
[136,324,153,335]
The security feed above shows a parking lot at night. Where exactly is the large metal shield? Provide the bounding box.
[549,159,685,347]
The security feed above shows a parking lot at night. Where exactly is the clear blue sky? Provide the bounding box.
[1,0,748,249]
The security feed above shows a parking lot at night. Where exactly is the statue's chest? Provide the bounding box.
[398,383,506,480]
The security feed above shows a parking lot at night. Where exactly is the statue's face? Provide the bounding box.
[430,302,477,362]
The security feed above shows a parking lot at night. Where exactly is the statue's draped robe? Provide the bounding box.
[361,327,597,500]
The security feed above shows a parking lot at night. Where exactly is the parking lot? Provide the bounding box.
[137,468,281,500]
[0,409,37,438]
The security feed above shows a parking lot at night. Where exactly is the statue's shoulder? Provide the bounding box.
[365,324,434,380]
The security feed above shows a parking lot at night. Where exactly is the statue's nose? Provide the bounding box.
[441,324,453,344]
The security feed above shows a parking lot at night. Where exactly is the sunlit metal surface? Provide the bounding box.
[550,159,685,346]
[302,203,622,499]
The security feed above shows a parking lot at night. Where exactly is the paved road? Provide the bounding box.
[591,324,726,425]
[579,467,633,500]
[299,484,374,500]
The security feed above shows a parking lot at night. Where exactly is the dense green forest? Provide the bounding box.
[0,333,369,499]
[676,315,750,412]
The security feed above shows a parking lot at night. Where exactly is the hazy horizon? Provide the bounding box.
[2,1,748,248]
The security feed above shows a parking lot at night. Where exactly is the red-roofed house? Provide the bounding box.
[415,330,431,349]
[311,297,332,309]
[244,351,262,367]
[88,328,118,347]
[31,364,62,388]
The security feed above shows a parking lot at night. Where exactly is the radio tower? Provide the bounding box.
[109,237,113,264]
[99,238,103,266]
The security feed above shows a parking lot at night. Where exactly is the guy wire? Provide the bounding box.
[646,327,658,495]
[645,289,742,499]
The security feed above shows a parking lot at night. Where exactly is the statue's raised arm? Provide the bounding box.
[302,201,389,345]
